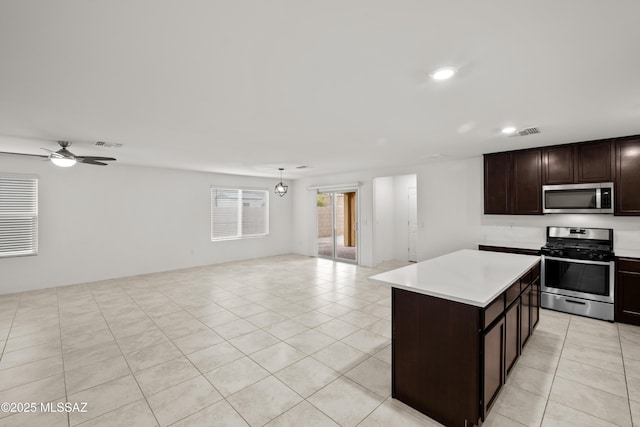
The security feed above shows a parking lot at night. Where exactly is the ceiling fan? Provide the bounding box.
[0,141,116,167]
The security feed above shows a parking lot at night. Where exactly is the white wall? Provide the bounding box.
[416,158,484,260]
[393,175,416,261]
[0,156,293,294]
[481,214,640,249]
[373,176,395,264]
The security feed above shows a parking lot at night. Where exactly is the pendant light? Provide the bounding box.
[274,168,288,197]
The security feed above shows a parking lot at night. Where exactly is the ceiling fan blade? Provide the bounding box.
[75,156,116,162]
[78,158,109,166]
[0,151,49,158]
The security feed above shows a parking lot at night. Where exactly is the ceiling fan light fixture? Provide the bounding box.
[274,168,288,197]
[430,66,457,81]
[50,156,77,167]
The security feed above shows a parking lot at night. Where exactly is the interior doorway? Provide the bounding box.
[372,174,417,265]
[317,190,358,263]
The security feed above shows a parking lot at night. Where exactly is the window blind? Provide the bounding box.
[211,187,268,241]
[0,175,38,257]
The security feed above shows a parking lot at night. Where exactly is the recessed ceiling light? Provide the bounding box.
[430,66,457,81]
[501,126,517,134]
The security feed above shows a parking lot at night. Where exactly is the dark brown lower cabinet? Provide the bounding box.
[520,284,531,348]
[505,300,520,376]
[483,318,505,415]
[392,288,480,427]
[531,276,540,329]
[391,261,541,427]
[616,258,640,326]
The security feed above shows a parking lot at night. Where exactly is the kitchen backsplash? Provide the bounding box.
[482,225,545,244]
[480,225,640,251]
[616,231,640,250]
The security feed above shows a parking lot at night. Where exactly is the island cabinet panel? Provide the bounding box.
[504,300,520,376]
[576,140,613,183]
[520,284,532,348]
[483,294,505,328]
[615,258,640,326]
[482,318,505,416]
[531,275,541,329]
[392,288,481,427]
[543,145,575,185]
[616,138,640,215]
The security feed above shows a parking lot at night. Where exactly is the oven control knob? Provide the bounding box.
[551,249,563,257]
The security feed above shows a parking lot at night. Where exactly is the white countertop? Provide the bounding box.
[369,249,540,308]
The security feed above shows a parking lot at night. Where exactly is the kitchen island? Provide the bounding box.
[369,249,540,427]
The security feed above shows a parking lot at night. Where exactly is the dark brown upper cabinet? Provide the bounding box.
[485,134,640,216]
[484,149,542,215]
[511,149,542,214]
[616,137,640,215]
[577,140,614,183]
[543,140,613,185]
[484,152,511,214]
[543,145,574,184]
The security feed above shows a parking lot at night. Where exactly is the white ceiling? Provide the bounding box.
[1,1,639,179]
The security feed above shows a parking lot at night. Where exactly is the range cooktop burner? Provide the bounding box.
[541,226,614,261]
[543,242,611,251]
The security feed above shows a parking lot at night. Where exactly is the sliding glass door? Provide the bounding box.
[317,190,357,263]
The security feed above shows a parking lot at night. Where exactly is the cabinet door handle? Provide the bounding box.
[565,299,587,306]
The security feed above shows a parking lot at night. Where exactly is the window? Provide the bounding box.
[211,187,268,241]
[0,174,38,257]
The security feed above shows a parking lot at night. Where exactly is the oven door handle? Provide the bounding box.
[543,256,612,266]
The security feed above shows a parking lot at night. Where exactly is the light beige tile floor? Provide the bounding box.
[0,254,638,426]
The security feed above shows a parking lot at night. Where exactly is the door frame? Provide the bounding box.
[408,186,418,262]
[315,188,360,265]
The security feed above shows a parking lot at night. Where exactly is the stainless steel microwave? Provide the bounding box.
[542,182,614,214]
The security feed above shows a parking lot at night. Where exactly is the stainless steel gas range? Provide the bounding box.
[540,226,615,321]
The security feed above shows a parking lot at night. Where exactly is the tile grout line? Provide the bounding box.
[121,282,254,427]
[232,262,377,421]
[618,323,635,427]
[543,317,633,427]
[529,313,570,426]
[161,266,391,425]
[0,293,26,424]
[86,278,273,426]
[0,294,21,365]
[85,284,163,427]
[151,265,390,426]
[155,283,295,427]
[54,286,72,427]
